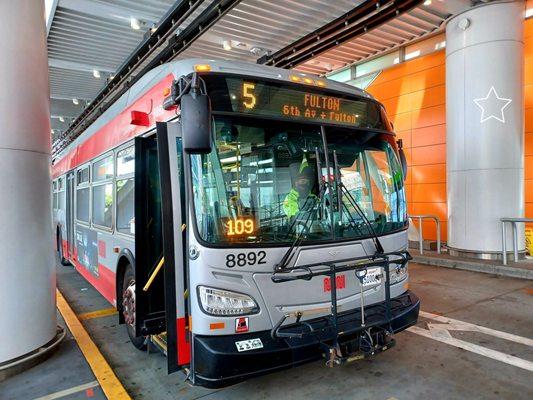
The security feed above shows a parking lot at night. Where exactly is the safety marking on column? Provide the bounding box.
[407,311,533,372]
[78,307,118,321]
[56,289,132,400]
[33,380,99,400]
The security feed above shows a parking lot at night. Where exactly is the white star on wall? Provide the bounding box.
[473,86,512,123]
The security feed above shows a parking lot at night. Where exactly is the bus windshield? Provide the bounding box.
[190,116,407,245]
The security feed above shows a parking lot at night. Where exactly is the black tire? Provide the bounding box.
[121,264,146,350]
[57,232,71,266]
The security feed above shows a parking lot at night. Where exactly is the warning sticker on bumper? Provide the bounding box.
[235,338,263,352]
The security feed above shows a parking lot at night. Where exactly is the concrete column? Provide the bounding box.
[446,0,525,258]
[0,1,57,363]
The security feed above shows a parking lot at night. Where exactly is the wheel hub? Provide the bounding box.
[122,280,136,327]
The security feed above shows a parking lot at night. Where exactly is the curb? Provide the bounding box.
[412,255,533,280]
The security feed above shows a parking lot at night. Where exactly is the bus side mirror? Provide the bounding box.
[397,139,408,180]
[181,93,212,154]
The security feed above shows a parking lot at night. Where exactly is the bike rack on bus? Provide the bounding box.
[270,250,412,365]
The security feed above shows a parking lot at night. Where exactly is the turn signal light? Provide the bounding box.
[194,64,212,72]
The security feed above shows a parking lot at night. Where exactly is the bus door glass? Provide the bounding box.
[66,171,75,258]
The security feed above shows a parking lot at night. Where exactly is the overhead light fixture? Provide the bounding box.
[423,0,432,5]
[59,116,65,122]
[93,69,101,78]
[72,98,79,105]
[222,40,232,51]
[130,17,141,30]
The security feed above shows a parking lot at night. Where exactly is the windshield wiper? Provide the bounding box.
[275,149,326,272]
[332,150,384,256]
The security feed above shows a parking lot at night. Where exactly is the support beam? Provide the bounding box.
[257,0,423,69]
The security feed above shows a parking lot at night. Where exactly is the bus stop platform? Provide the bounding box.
[411,249,533,280]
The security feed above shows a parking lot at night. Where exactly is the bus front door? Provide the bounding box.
[134,121,190,373]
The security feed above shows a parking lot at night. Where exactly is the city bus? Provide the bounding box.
[52,59,420,388]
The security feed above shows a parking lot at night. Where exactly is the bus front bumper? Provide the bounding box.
[192,290,420,388]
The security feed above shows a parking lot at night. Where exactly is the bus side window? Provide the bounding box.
[58,177,65,211]
[92,153,114,229]
[76,166,90,223]
[52,180,58,210]
[116,146,135,234]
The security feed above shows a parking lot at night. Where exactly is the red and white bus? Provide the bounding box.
[52,59,419,387]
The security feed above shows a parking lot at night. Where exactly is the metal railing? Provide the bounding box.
[409,215,441,255]
[501,218,532,265]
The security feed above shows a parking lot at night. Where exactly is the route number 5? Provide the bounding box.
[243,83,256,109]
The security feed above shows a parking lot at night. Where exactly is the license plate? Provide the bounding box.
[359,267,383,287]
[235,338,263,352]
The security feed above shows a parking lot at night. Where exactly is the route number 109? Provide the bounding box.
[226,218,255,236]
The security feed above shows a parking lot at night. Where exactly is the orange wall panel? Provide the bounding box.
[367,50,447,241]
[526,84,533,109]
[411,144,446,166]
[525,133,533,156]
[411,124,446,147]
[390,112,412,132]
[526,108,533,133]
[525,18,533,225]
[411,183,447,203]
[411,104,446,129]
[411,164,446,184]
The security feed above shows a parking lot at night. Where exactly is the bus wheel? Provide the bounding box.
[122,264,146,350]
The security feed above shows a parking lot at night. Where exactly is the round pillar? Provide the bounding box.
[0,0,58,366]
[446,0,525,259]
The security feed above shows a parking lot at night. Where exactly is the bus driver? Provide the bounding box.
[283,157,318,219]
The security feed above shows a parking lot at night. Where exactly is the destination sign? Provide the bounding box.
[206,77,389,130]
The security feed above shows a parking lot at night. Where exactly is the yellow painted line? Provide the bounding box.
[78,307,118,321]
[56,289,131,400]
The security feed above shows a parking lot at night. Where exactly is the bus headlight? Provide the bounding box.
[198,286,259,316]
[390,265,408,284]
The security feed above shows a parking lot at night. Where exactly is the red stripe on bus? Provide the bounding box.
[177,317,191,365]
[52,73,176,179]
[71,259,116,305]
